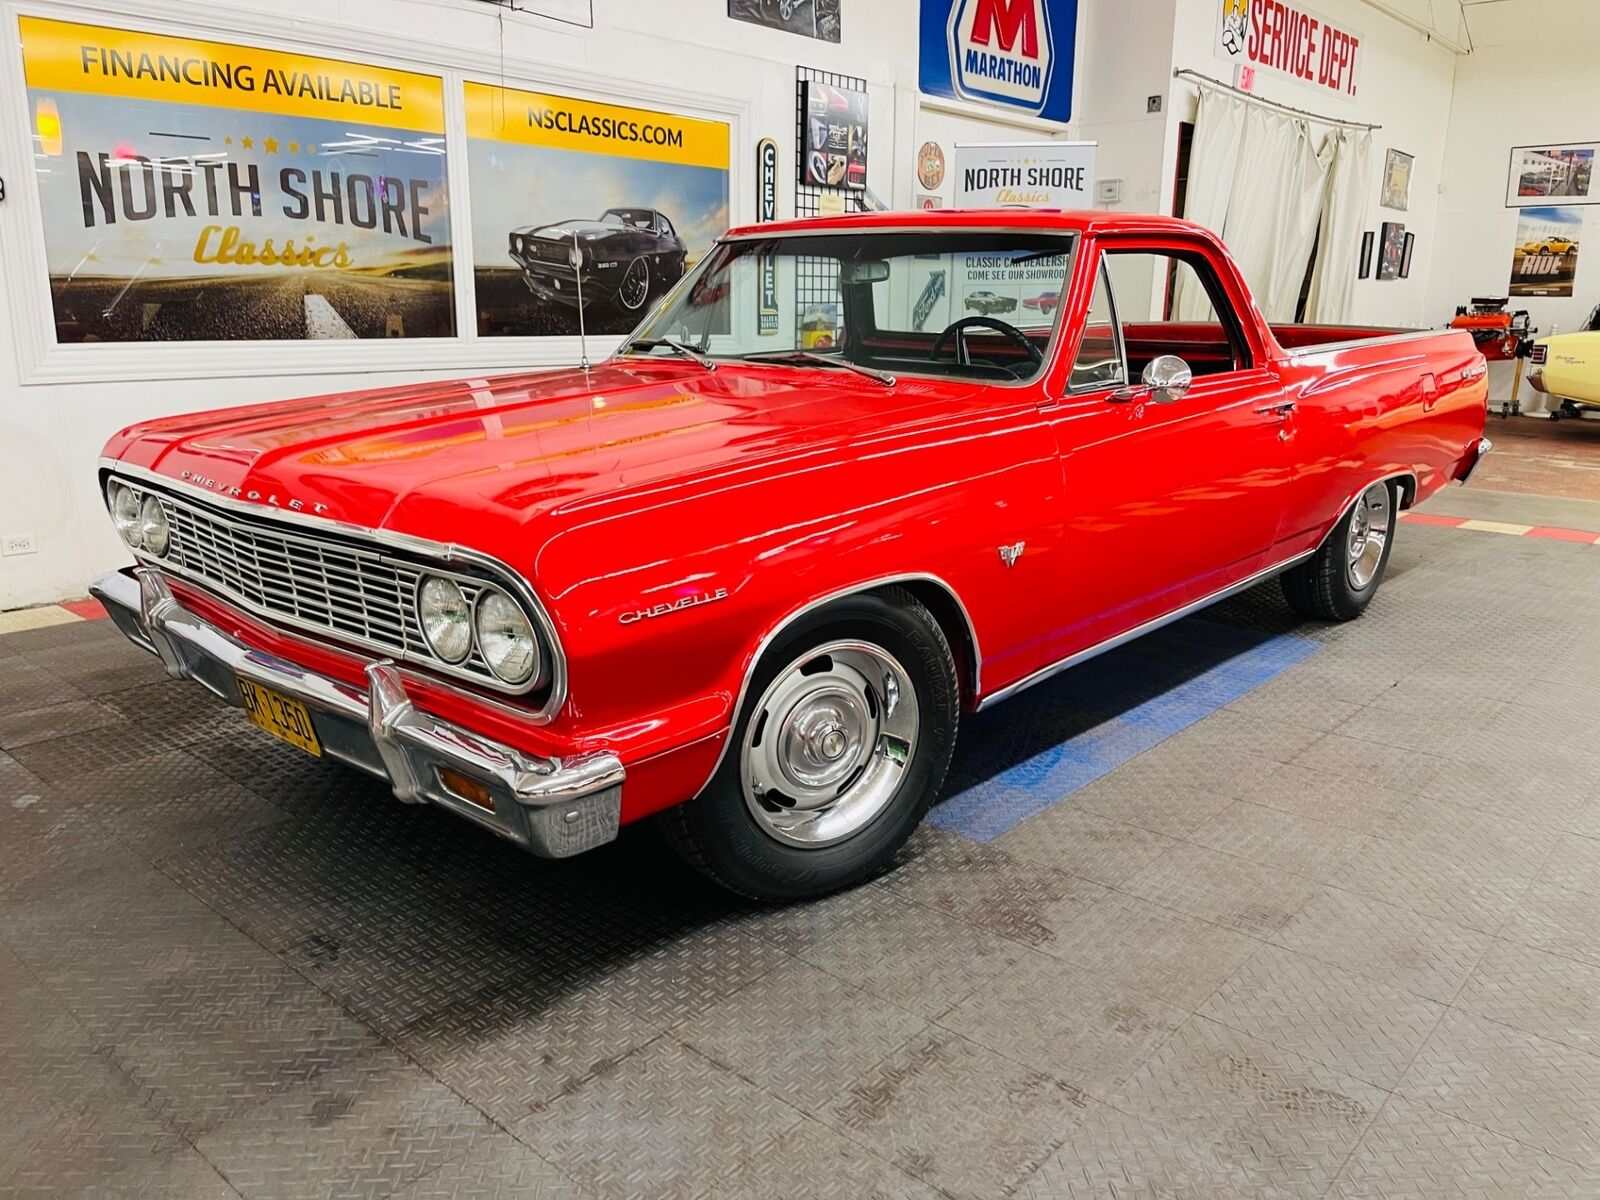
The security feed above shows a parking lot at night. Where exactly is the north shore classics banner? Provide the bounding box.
[21,17,454,342]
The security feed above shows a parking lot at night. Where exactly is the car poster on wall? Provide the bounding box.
[1506,143,1597,207]
[727,0,841,43]
[1510,207,1583,298]
[20,16,454,343]
[800,82,868,190]
[465,83,729,337]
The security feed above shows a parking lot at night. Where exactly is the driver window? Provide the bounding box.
[1069,260,1125,391]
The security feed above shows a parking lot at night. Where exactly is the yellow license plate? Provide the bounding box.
[238,678,323,757]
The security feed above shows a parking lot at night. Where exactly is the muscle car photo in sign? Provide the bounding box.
[1510,207,1583,297]
[93,209,1490,904]
[465,82,730,337]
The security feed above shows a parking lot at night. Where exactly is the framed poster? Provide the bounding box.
[464,83,729,337]
[1510,207,1583,297]
[1359,231,1375,279]
[1377,222,1406,281]
[1381,149,1413,211]
[20,15,454,343]
[801,81,868,190]
[1400,233,1416,279]
[728,0,841,42]
[1507,143,1598,207]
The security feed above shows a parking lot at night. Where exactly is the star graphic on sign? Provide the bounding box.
[224,136,233,145]
[241,136,254,149]
[306,144,317,154]
[263,137,279,154]
[288,141,299,153]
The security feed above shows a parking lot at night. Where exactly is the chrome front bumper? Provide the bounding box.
[90,568,623,857]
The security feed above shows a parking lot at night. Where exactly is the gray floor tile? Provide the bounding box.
[1330,834,1539,933]
[715,1117,943,1199]
[1457,939,1600,1059]
[1327,1096,1600,1198]
[386,1140,584,1199]
[1270,887,1491,1003]
[1236,762,1414,834]
[996,803,1182,887]
[1291,734,1447,797]
[1197,944,1445,1089]
[1121,841,1321,937]
[674,959,926,1111]
[940,951,1187,1101]
[822,1030,1088,1199]
[1186,800,1368,881]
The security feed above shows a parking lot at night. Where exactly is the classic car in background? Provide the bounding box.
[1024,291,1060,315]
[93,210,1489,903]
[1529,326,1600,419]
[963,290,1018,315]
[1519,236,1581,257]
[509,208,687,312]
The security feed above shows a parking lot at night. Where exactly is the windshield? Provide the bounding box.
[621,230,1077,384]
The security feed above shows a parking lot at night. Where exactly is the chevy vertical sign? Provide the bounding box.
[919,0,1077,124]
[756,138,779,336]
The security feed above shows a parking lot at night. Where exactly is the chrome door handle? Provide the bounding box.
[1255,401,1297,417]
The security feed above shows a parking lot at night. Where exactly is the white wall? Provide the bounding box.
[1162,0,1457,328]
[1426,0,1600,409]
[3,0,1089,609]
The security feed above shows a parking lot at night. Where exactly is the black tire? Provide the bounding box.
[660,586,958,902]
[1281,481,1398,622]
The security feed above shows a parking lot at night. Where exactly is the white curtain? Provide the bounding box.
[1175,84,1375,324]
[1173,89,1246,321]
[1305,128,1374,324]
[1222,106,1331,321]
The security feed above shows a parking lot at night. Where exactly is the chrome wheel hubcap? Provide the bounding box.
[618,259,649,310]
[741,640,919,848]
[1346,482,1392,589]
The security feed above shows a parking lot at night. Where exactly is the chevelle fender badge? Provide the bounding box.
[619,588,730,625]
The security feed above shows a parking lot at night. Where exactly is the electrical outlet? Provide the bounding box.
[2,533,37,556]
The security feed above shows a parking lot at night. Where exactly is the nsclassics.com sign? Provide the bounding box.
[919,0,1077,124]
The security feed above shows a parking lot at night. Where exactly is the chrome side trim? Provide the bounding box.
[1280,328,1451,359]
[100,459,568,723]
[692,572,982,798]
[975,549,1316,712]
[91,567,621,858]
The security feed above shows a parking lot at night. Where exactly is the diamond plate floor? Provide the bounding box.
[3,516,1600,1198]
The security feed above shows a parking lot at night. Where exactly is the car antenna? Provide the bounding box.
[570,231,591,372]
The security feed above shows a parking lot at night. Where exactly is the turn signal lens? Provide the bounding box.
[474,588,539,685]
[139,494,170,556]
[108,481,141,548]
[417,576,471,663]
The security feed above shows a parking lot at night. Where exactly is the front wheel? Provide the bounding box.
[660,587,958,902]
[1281,480,1397,621]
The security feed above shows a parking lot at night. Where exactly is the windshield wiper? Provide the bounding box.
[740,349,895,387]
[620,336,717,370]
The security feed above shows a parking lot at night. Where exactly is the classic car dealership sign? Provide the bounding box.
[1215,0,1363,100]
[919,0,1078,124]
[20,16,454,342]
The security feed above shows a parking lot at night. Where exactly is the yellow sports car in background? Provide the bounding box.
[1519,237,1580,257]
[1529,321,1600,420]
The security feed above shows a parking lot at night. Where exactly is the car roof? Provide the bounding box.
[722,207,1220,242]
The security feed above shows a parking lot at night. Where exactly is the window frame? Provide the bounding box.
[1066,255,1129,396]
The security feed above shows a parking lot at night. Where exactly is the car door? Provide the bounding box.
[1039,238,1294,658]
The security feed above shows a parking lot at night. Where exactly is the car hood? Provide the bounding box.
[516,220,623,241]
[105,361,960,550]
[1539,332,1599,361]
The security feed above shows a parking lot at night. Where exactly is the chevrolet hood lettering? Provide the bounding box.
[178,471,330,515]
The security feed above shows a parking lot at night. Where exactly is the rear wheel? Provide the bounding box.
[660,588,958,902]
[1281,481,1397,621]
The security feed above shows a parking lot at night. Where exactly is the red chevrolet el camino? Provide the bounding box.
[93,211,1491,901]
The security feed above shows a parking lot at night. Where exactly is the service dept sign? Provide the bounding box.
[954,141,1096,209]
[1216,0,1362,100]
[919,0,1077,124]
[756,138,779,336]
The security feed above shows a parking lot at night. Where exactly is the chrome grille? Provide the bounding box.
[120,480,529,693]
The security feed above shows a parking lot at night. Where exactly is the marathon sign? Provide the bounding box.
[1216,0,1363,100]
[919,0,1077,125]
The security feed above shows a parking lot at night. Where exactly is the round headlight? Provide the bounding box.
[418,576,472,663]
[139,495,170,557]
[108,481,141,548]
[475,588,540,686]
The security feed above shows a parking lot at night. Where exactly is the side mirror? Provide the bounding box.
[1142,355,1193,405]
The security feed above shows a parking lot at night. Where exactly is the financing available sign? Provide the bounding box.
[20,16,454,343]
[1215,0,1363,101]
[919,0,1077,125]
